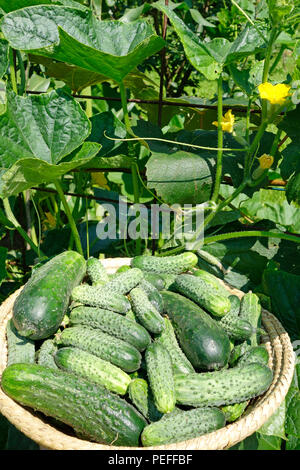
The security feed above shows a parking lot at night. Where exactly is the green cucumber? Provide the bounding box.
[240,292,262,346]
[86,257,109,285]
[218,311,254,341]
[13,251,86,340]
[130,287,165,334]
[141,407,225,447]
[69,306,151,351]
[237,346,269,367]
[128,378,163,422]
[155,317,195,375]
[71,284,131,314]
[54,347,131,395]
[175,363,273,407]
[103,268,144,294]
[37,339,58,369]
[131,252,198,274]
[174,274,231,317]
[221,402,248,423]
[193,269,230,297]
[145,342,176,414]
[1,363,146,446]
[116,265,131,274]
[6,319,35,366]
[143,273,166,291]
[56,326,141,372]
[229,341,252,367]
[139,280,163,313]
[161,291,231,371]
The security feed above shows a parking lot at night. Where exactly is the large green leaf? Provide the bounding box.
[0,39,8,79]
[258,401,286,440]
[285,387,300,439]
[1,5,165,83]
[0,0,88,13]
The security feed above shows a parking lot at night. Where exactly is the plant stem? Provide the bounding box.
[211,74,224,203]
[204,230,300,246]
[261,27,278,121]
[16,50,26,96]
[54,179,84,256]
[269,44,285,75]
[2,198,45,257]
[244,120,268,176]
[9,48,18,94]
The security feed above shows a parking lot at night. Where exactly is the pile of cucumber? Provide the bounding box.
[1,250,273,447]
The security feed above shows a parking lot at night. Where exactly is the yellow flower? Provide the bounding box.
[44,212,56,229]
[91,172,110,190]
[258,154,274,170]
[212,109,235,133]
[258,82,291,105]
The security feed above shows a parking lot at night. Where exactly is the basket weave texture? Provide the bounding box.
[0,257,295,450]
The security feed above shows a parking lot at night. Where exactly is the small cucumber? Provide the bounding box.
[131,252,198,274]
[56,326,141,372]
[128,378,163,422]
[240,292,262,346]
[37,339,58,369]
[145,342,176,414]
[139,279,163,313]
[175,363,273,407]
[71,284,131,314]
[103,268,144,294]
[155,317,195,375]
[116,265,131,274]
[222,402,248,423]
[130,287,165,334]
[86,257,109,285]
[141,407,225,447]
[237,346,269,367]
[6,319,35,366]
[193,269,230,297]
[229,341,252,367]
[54,347,131,395]
[143,273,166,291]
[69,306,151,351]
[218,311,254,341]
[174,274,231,317]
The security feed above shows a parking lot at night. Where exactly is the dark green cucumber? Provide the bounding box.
[13,251,86,340]
[131,252,198,274]
[128,378,163,422]
[141,407,225,447]
[56,326,141,372]
[222,402,248,423]
[139,280,163,313]
[69,306,151,351]
[240,292,262,346]
[130,287,165,334]
[161,291,231,371]
[71,284,131,314]
[174,274,231,317]
[218,311,254,341]
[145,342,176,414]
[229,341,252,367]
[37,339,58,369]
[54,347,131,395]
[155,317,195,375]
[6,319,35,366]
[103,268,144,294]
[86,257,109,285]
[1,363,146,446]
[175,363,273,407]
[237,346,269,367]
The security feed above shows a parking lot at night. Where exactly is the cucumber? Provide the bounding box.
[6,319,35,366]
[161,291,231,371]
[222,402,248,423]
[86,257,109,285]
[71,284,131,314]
[175,363,273,407]
[128,378,163,422]
[56,326,141,372]
[131,252,198,274]
[125,309,137,322]
[1,363,146,446]
[240,292,262,346]
[139,280,163,313]
[13,251,86,340]
[103,268,144,294]
[145,342,176,414]
[69,306,151,351]
[218,311,254,341]
[237,346,269,367]
[155,317,195,375]
[143,273,166,291]
[129,287,165,334]
[174,274,231,317]
[54,347,131,395]
[141,407,225,447]
[193,269,230,297]
[116,265,131,274]
[229,341,252,367]
[37,339,58,369]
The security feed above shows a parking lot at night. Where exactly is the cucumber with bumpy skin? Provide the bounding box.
[175,363,273,407]
[219,311,254,341]
[139,280,163,313]
[237,346,269,367]
[240,292,262,346]
[143,273,166,291]
[145,342,176,414]
[174,274,231,317]
[131,252,198,274]
[86,257,109,285]
[128,378,163,422]
[54,347,131,395]
[141,407,225,447]
[222,402,248,423]
[6,319,35,366]
[155,317,194,375]
[69,306,151,351]
[71,284,131,314]
[194,269,230,297]
[103,268,144,294]
[1,363,146,447]
[130,287,165,334]
[56,326,141,372]
[37,339,58,369]
[229,341,252,367]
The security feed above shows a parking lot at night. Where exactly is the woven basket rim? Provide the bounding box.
[0,257,295,450]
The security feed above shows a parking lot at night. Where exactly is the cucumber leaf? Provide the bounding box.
[1,5,165,83]
[258,400,286,440]
[285,387,300,438]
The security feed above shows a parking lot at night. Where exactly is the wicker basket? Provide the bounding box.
[0,257,295,450]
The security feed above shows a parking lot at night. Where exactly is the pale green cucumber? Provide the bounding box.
[71,284,131,314]
[130,287,165,334]
[240,292,262,346]
[37,339,58,369]
[131,252,198,274]
[103,268,143,294]
[86,257,109,284]
[6,319,35,366]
